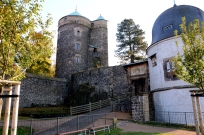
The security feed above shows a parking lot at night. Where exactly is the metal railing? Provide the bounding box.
[70,99,111,115]
[142,111,202,127]
[70,93,130,115]
[0,112,117,135]
[0,111,200,135]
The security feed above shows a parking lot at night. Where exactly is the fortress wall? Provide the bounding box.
[19,74,68,108]
[71,65,129,96]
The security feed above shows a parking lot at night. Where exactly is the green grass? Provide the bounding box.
[19,106,70,115]
[18,106,70,118]
[134,121,195,131]
[1,106,70,119]
[97,128,173,135]
[0,126,30,135]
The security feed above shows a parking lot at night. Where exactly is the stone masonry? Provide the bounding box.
[71,65,129,96]
[132,94,149,122]
[19,74,68,108]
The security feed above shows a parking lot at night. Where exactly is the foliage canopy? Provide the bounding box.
[0,0,54,80]
[173,17,204,90]
[115,19,147,64]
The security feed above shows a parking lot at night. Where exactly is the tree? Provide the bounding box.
[173,17,204,135]
[173,17,204,90]
[26,32,55,77]
[0,0,54,81]
[115,19,147,64]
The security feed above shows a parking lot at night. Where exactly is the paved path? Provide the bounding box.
[115,112,196,135]
[36,106,112,135]
[32,110,197,135]
[117,121,196,135]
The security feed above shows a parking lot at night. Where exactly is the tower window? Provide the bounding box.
[76,43,80,50]
[163,24,173,33]
[163,58,178,81]
[77,31,80,36]
[149,54,157,67]
[75,56,80,63]
[93,48,99,58]
[74,27,83,36]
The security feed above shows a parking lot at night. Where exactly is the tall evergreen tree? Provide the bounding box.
[115,19,147,64]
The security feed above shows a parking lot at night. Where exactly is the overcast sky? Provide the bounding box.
[41,0,204,66]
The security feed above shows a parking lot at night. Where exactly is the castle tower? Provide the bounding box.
[88,15,108,68]
[147,5,204,112]
[56,10,108,79]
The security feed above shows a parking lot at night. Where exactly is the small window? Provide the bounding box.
[93,48,99,58]
[74,27,83,36]
[163,24,173,33]
[77,30,80,36]
[149,54,157,67]
[163,59,178,81]
[75,56,80,63]
[76,43,80,50]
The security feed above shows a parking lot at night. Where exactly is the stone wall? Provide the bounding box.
[71,65,129,96]
[19,74,68,108]
[132,95,149,122]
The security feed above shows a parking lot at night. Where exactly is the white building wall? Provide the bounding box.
[147,37,204,114]
[147,37,190,91]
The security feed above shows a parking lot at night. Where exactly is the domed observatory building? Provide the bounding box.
[147,4,204,114]
[56,10,108,79]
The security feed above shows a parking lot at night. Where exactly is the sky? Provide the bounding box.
[41,0,204,66]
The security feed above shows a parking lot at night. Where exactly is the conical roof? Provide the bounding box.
[69,10,82,16]
[96,14,105,20]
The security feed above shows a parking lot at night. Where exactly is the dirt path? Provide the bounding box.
[117,121,196,135]
[114,112,196,135]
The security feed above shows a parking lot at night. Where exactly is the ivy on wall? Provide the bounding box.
[93,57,101,68]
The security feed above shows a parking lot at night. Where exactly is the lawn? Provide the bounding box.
[97,128,173,135]
[0,127,30,135]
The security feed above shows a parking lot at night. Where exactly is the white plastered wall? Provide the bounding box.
[147,37,204,113]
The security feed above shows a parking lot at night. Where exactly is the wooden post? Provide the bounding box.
[191,93,200,135]
[89,102,91,112]
[11,84,20,135]
[70,106,72,116]
[0,99,3,119]
[100,100,101,109]
[196,96,204,134]
[3,88,12,135]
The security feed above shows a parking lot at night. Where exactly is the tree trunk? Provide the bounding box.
[3,89,12,135]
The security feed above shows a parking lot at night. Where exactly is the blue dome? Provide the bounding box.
[69,10,82,16]
[151,5,204,44]
[96,14,105,20]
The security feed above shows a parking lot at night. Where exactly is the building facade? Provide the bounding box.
[147,4,204,113]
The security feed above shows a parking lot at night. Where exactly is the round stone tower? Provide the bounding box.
[56,10,108,79]
[88,15,108,68]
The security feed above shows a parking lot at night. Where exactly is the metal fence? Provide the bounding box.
[0,111,201,135]
[70,99,111,115]
[0,112,117,135]
[70,96,130,115]
[147,111,199,126]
